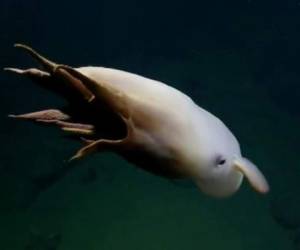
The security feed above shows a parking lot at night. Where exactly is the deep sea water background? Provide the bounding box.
[0,0,300,249]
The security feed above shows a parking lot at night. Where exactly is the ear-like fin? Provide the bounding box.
[234,158,269,194]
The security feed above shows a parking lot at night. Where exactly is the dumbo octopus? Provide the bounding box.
[5,44,269,198]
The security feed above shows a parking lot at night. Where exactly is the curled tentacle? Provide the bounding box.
[14,43,57,72]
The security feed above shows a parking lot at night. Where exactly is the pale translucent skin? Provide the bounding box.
[5,44,269,198]
[76,67,269,197]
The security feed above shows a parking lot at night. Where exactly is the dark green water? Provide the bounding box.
[1,1,300,249]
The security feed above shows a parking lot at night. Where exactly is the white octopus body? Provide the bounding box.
[6,44,269,198]
[76,67,261,197]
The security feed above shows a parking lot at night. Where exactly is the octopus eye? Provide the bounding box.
[219,159,226,165]
[216,155,226,166]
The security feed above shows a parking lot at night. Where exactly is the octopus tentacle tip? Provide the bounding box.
[13,43,57,72]
[80,137,95,144]
[14,44,37,53]
[14,43,26,48]
[68,154,82,162]
[4,67,22,73]
[14,43,33,53]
